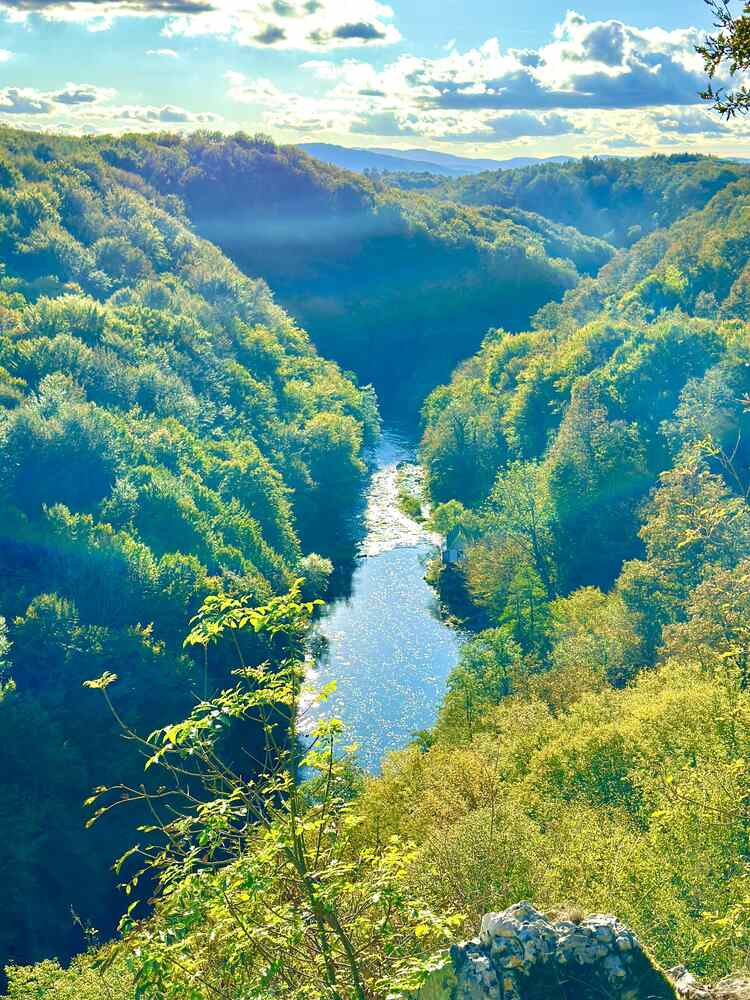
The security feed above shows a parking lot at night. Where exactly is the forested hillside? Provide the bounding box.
[401,173,750,977]
[6,127,750,1000]
[0,128,378,968]
[87,132,613,415]
[432,154,750,248]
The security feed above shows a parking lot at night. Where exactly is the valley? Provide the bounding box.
[3,128,750,998]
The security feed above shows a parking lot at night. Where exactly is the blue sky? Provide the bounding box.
[0,0,747,157]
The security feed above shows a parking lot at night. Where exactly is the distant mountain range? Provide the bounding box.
[297,142,574,176]
[370,147,575,173]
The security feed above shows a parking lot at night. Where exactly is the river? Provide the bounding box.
[303,427,465,772]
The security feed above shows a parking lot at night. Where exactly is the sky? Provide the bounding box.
[0,0,749,158]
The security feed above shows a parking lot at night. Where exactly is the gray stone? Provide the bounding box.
[452,902,677,1000]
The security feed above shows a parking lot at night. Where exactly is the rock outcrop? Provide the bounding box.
[670,968,750,1000]
[450,901,677,999]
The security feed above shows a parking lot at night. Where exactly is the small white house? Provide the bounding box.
[443,524,471,565]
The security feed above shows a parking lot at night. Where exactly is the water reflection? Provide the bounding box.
[304,428,464,771]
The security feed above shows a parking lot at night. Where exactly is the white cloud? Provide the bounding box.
[166,0,401,50]
[605,134,648,149]
[400,14,720,112]
[117,102,220,123]
[225,69,350,131]
[0,79,223,133]
[225,66,586,142]
[351,109,419,136]
[244,12,750,150]
[51,82,116,104]
[652,107,731,135]
[436,111,584,142]
[0,87,53,114]
[8,7,740,153]
[0,82,113,116]
[0,0,401,50]
[224,71,282,103]
[0,82,115,115]
[291,10,737,129]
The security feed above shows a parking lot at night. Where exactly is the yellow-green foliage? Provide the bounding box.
[20,587,462,1000]
[4,959,131,1000]
[409,176,750,984]
[355,660,750,978]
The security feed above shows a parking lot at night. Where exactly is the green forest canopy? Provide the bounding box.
[427,153,750,247]
[4,128,750,995]
[0,126,378,968]
[86,131,617,416]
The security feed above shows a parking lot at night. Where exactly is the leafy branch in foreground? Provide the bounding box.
[84,580,459,1000]
[697,0,750,116]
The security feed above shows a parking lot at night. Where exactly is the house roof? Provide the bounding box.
[446,524,471,546]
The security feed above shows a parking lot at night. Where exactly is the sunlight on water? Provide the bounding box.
[303,429,464,771]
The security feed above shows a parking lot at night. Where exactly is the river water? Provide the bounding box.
[303,428,465,772]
